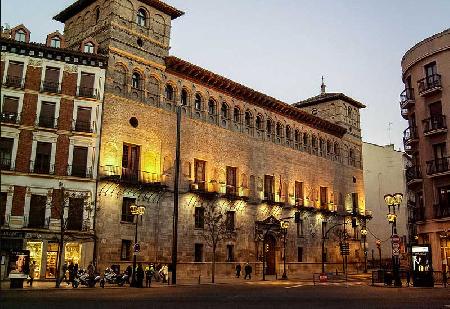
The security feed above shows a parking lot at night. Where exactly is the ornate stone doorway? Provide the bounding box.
[264,233,276,275]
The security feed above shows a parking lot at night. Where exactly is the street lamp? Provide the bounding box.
[130,203,145,288]
[361,226,368,273]
[384,193,403,287]
[280,220,290,280]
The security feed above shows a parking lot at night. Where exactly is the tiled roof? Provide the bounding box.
[293,92,366,109]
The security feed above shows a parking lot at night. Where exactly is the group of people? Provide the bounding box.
[235,262,253,280]
[62,261,79,286]
[125,263,169,288]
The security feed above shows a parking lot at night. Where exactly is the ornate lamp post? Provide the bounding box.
[130,203,145,288]
[281,220,289,280]
[384,193,403,287]
[361,225,368,273]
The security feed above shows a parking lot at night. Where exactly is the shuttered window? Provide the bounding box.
[7,61,24,79]
[67,197,84,231]
[79,72,95,97]
[75,107,92,132]
[72,146,88,177]
[34,142,52,174]
[38,102,56,128]
[28,195,47,228]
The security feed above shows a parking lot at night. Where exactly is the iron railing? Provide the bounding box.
[30,160,54,175]
[37,116,58,129]
[423,114,447,134]
[418,74,442,94]
[77,87,98,99]
[67,165,93,178]
[3,76,24,88]
[99,165,160,184]
[426,156,450,175]
[1,112,20,124]
[40,80,60,93]
[73,120,94,133]
[403,126,418,145]
[0,158,13,171]
[434,203,450,219]
[405,165,422,183]
[400,88,415,108]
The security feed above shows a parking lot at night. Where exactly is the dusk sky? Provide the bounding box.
[2,0,449,150]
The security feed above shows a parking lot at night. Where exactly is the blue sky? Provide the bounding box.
[2,0,449,149]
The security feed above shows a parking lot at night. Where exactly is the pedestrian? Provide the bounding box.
[406,270,411,287]
[136,263,144,288]
[126,265,133,284]
[244,262,252,280]
[235,263,241,278]
[27,261,36,287]
[161,264,169,283]
[62,262,68,284]
[145,264,154,288]
[68,261,75,285]
[87,262,95,279]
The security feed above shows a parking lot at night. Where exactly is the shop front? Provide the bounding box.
[0,230,25,280]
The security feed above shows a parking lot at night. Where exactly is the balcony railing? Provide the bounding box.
[73,120,94,133]
[403,126,418,145]
[400,88,415,109]
[0,158,13,171]
[406,165,422,183]
[426,157,450,175]
[417,74,442,95]
[37,116,58,129]
[40,80,60,93]
[99,165,160,184]
[434,203,450,219]
[77,87,98,99]
[400,107,409,120]
[67,165,93,178]
[30,160,54,175]
[422,115,447,135]
[3,76,24,88]
[1,112,20,124]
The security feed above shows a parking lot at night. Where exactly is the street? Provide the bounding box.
[1,281,449,309]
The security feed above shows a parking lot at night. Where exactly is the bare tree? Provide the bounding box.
[200,199,237,283]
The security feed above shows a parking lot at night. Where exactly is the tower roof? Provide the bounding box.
[54,0,184,22]
[293,92,366,109]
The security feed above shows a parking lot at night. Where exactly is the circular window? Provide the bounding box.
[137,38,143,47]
[129,117,138,128]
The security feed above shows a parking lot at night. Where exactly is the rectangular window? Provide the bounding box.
[28,194,47,228]
[34,142,52,174]
[194,159,206,191]
[296,218,303,237]
[71,146,88,177]
[194,207,204,229]
[264,175,274,201]
[433,143,447,160]
[75,106,92,132]
[297,247,303,262]
[42,67,60,92]
[438,186,450,206]
[38,101,56,128]
[66,198,84,231]
[121,197,136,223]
[429,101,442,117]
[425,62,437,78]
[121,240,132,261]
[194,243,203,262]
[122,143,140,182]
[2,96,19,123]
[320,187,328,208]
[1,192,7,226]
[226,211,235,231]
[79,72,95,97]
[0,137,14,170]
[352,192,358,214]
[227,244,235,262]
[295,181,303,205]
[6,61,24,87]
[226,166,237,195]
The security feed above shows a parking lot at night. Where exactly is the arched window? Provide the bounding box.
[221,102,229,118]
[349,149,355,166]
[327,140,332,154]
[208,99,216,115]
[256,115,263,130]
[194,93,202,110]
[319,138,325,154]
[181,89,188,106]
[165,84,174,101]
[137,8,147,27]
[15,29,26,42]
[276,122,282,137]
[294,130,300,143]
[84,42,94,53]
[50,37,61,48]
[348,106,352,118]
[132,72,141,89]
[286,125,291,140]
[312,135,318,149]
[334,143,340,155]
[233,107,240,122]
[245,111,253,127]
[303,133,309,146]
[95,7,100,22]
[114,64,127,86]
[148,76,159,97]
[266,119,273,135]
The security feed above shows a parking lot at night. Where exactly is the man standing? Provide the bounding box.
[244,262,252,280]
[28,261,36,287]
[235,263,241,278]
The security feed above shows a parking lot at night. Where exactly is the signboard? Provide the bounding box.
[340,243,350,256]
[134,243,140,253]
[391,234,400,244]
[319,273,328,282]
[8,250,30,279]
[411,244,434,287]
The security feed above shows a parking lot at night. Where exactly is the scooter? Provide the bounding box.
[100,268,129,288]
[73,269,102,288]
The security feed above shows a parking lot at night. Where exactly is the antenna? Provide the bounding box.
[388,122,393,145]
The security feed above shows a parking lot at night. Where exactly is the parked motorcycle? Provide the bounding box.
[73,269,102,288]
[100,268,129,288]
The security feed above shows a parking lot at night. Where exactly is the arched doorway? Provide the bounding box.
[264,234,276,275]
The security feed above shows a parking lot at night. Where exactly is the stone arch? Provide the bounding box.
[208,97,217,115]
[194,92,203,110]
[113,62,128,88]
[153,14,166,41]
[244,109,253,127]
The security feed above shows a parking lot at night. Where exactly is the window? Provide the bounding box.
[122,143,140,182]
[79,72,95,97]
[74,106,92,132]
[50,37,61,48]
[233,107,240,122]
[83,42,94,53]
[264,175,274,201]
[425,61,437,80]
[226,211,235,231]
[312,135,318,149]
[286,126,291,140]
[121,240,132,260]
[136,8,147,27]
[66,198,84,230]
[165,84,174,101]
[296,216,304,237]
[121,197,136,223]
[194,93,202,110]
[132,72,141,89]
[0,192,6,226]
[227,244,235,262]
[34,142,52,174]
[320,187,328,208]
[28,195,47,228]
[181,89,188,106]
[334,143,340,156]
[351,193,358,214]
[194,207,204,229]
[221,102,229,119]
[1,96,19,123]
[43,67,60,92]
[276,122,282,137]
[295,181,303,205]
[226,166,237,195]
[303,134,308,146]
[245,111,252,127]
[14,29,26,42]
[294,130,300,143]
[71,146,88,178]
[208,99,216,115]
[297,247,303,262]
[194,243,203,262]
[266,119,273,136]
[38,101,56,128]
[256,115,263,130]
[0,137,14,170]
[349,149,355,166]
[6,61,24,87]
[326,141,332,154]
[194,159,206,191]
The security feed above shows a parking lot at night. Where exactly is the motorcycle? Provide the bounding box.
[99,268,129,288]
[73,269,102,288]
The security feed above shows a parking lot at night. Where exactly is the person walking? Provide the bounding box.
[244,262,252,280]
[27,261,36,287]
[136,263,144,288]
[126,265,133,284]
[145,264,154,288]
[68,261,75,285]
[161,264,169,283]
[62,262,68,284]
[235,263,241,278]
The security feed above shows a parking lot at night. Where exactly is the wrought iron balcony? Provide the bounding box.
[417,74,442,96]
[422,115,447,136]
[1,111,20,124]
[3,75,24,89]
[426,157,450,175]
[399,88,415,109]
[434,203,450,219]
[37,116,58,129]
[99,165,161,185]
[400,107,409,120]
[405,165,422,184]
[77,87,98,99]
[40,80,60,93]
[73,120,94,133]
[403,126,418,146]
[0,158,13,171]
[30,160,54,175]
[67,165,93,178]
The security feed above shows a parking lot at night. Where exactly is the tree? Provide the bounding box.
[200,199,237,283]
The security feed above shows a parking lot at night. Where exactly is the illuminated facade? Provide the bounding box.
[54,0,369,277]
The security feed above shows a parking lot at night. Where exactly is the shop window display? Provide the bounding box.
[26,241,42,279]
[46,243,59,278]
[65,242,81,265]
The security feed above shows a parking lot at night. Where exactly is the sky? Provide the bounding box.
[2,0,449,150]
